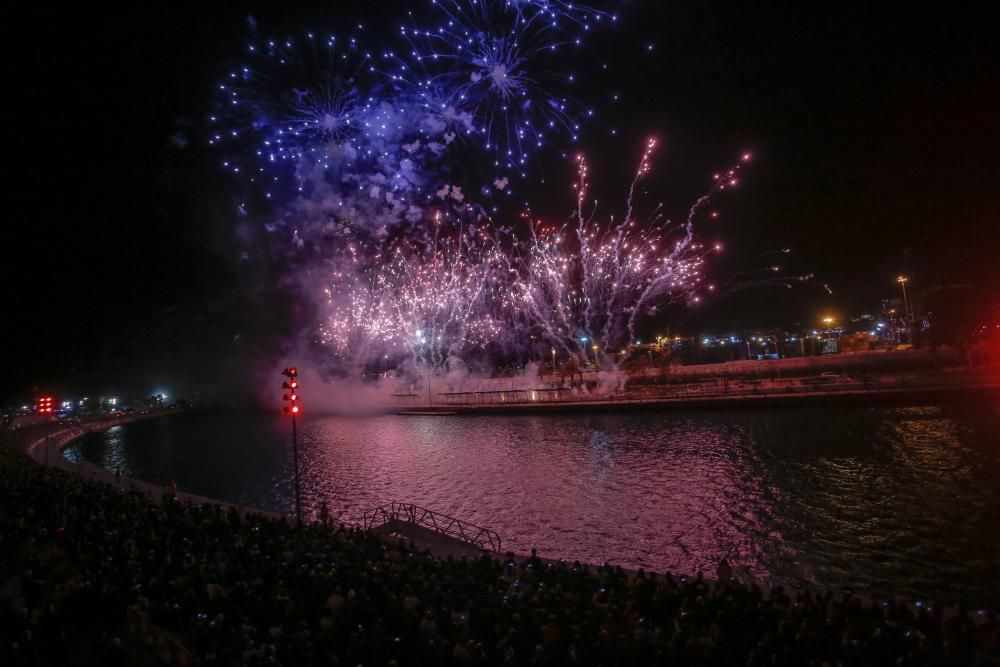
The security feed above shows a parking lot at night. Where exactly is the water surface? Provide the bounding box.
[65,405,1000,605]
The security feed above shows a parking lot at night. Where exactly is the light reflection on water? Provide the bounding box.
[65,405,1000,605]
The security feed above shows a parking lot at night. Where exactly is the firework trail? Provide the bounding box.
[211,27,490,249]
[208,3,813,380]
[208,2,619,375]
[712,249,814,294]
[319,214,508,370]
[393,0,616,175]
[210,33,383,199]
[510,140,757,358]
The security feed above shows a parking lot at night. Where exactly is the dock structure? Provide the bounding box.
[439,387,572,406]
[401,373,1000,416]
[364,502,502,557]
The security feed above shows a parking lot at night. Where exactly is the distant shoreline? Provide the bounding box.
[19,413,284,520]
[399,380,1000,416]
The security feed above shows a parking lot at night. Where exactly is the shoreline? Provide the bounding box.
[21,414,285,521]
[16,415,514,560]
[14,416,743,580]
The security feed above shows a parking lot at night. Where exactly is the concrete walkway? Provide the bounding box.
[20,418,490,558]
[23,417,285,521]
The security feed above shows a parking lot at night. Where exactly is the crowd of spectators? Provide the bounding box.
[1,438,998,665]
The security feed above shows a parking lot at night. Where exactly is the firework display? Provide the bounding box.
[511,140,720,356]
[396,0,616,170]
[319,214,508,368]
[210,1,804,376]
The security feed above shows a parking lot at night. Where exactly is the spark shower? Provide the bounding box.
[209,1,806,377]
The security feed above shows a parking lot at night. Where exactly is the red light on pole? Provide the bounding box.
[281,367,303,525]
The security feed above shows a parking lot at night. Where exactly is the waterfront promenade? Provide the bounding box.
[14,414,281,520]
[9,414,492,560]
[414,367,1000,415]
[2,428,996,664]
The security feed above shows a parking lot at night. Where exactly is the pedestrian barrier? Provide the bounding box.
[363,502,503,552]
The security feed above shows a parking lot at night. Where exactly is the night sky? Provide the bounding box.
[4,1,998,405]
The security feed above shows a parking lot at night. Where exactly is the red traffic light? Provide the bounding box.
[283,405,301,415]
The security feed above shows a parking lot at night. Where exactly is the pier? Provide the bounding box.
[402,368,1000,415]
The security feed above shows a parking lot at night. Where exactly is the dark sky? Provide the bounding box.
[3,1,998,404]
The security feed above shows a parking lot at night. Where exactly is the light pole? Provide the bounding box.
[821,317,836,354]
[897,276,911,322]
[897,276,912,344]
[551,347,557,386]
[281,367,303,526]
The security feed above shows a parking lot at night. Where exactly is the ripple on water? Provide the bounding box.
[64,405,1000,606]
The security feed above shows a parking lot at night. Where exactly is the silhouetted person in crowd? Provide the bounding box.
[717,556,733,582]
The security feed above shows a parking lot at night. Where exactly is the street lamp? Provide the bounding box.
[818,317,837,354]
[896,276,911,322]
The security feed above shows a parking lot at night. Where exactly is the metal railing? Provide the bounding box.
[363,502,503,552]
[426,370,1000,408]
